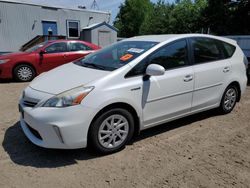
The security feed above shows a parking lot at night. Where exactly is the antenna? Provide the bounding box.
[91,0,99,10]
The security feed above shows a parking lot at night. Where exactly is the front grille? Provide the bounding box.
[26,123,42,140]
[23,100,38,107]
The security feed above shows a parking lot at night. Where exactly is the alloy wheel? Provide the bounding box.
[223,88,237,111]
[98,114,129,149]
[17,66,33,81]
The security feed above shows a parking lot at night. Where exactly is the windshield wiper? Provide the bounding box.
[82,62,105,70]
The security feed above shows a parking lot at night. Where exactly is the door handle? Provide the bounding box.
[223,66,230,73]
[183,75,193,82]
[63,54,67,58]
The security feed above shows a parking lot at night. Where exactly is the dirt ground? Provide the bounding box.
[0,81,250,188]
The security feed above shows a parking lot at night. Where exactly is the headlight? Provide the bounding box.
[42,86,94,107]
[0,59,9,65]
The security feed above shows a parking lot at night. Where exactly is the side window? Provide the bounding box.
[126,40,188,77]
[45,42,68,53]
[69,42,92,51]
[222,42,236,58]
[191,38,223,64]
[148,40,188,70]
[125,58,148,77]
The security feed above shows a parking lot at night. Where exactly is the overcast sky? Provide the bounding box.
[7,0,174,23]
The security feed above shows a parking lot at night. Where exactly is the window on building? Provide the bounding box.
[67,20,80,38]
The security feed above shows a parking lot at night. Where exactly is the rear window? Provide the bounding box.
[222,42,236,58]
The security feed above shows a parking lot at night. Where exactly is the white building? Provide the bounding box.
[0,0,111,53]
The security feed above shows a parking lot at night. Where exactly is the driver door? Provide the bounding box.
[141,39,194,127]
[40,42,69,72]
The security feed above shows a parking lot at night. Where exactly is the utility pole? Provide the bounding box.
[91,0,99,10]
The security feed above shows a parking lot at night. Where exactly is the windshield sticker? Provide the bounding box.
[127,48,145,54]
[120,54,133,61]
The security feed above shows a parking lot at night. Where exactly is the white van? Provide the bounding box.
[19,34,248,154]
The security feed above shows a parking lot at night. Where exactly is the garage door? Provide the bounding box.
[98,31,111,47]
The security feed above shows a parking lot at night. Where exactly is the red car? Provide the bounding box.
[0,40,100,81]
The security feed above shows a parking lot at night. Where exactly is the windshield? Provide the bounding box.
[24,41,48,52]
[74,41,158,71]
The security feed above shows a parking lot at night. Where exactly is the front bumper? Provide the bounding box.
[19,102,97,149]
[0,64,12,79]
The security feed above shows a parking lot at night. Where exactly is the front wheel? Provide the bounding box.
[88,108,134,154]
[13,64,36,82]
[219,85,238,114]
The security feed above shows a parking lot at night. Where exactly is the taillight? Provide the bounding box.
[243,55,249,70]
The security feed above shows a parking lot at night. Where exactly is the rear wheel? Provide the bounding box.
[14,64,35,82]
[219,85,238,114]
[89,108,134,154]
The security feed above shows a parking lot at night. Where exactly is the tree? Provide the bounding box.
[114,0,153,37]
[227,0,250,34]
[202,0,250,35]
[115,0,249,36]
[170,0,207,33]
[140,1,174,35]
[140,0,207,35]
[202,0,231,35]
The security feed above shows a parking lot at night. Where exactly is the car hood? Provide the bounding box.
[0,52,29,59]
[29,63,110,95]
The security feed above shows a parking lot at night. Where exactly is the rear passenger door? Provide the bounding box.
[190,37,232,112]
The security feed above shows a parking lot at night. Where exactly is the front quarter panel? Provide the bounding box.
[81,68,143,127]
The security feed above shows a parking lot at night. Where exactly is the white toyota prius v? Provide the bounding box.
[19,34,248,154]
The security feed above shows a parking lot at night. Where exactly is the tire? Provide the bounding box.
[88,108,134,154]
[219,85,238,114]
[13,64,36,82]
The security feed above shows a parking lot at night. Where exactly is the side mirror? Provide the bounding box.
[39,50,45,55]
[146,64,165,76]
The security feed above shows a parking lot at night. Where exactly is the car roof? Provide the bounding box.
[124,34,237,45]
[47,40,86,43]
[43,40,100,49]
[124,34,179,42]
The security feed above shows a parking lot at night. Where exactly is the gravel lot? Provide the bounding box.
[0,81,250,188]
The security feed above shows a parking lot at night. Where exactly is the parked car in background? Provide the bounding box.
[19,34,247,154]
[0,40,100,81]
[0,52,11,56]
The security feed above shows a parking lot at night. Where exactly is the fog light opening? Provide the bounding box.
[53,126,64,143]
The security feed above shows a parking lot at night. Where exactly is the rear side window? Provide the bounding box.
[191,38,223,64]
[222,42,236,58]
[69,42,92,51]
